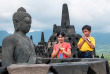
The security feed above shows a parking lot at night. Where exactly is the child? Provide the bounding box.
[51,32,71,58]
[77,25,95,58]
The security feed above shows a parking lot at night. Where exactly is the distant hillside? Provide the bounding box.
[0,31,10,45]
[92,33,110,45]
[27,30,52,45]
[96,44,110,55]
[96,44,110,64]
[0,30,52,46]
[0,30,110,47]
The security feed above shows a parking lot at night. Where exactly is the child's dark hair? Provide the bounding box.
[82,25,91,31]
[57,31,65,37]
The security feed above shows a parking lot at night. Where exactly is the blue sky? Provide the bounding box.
[0,0,110,33]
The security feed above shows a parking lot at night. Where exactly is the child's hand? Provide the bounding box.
[83,34,87,41]
[58,44,62,50]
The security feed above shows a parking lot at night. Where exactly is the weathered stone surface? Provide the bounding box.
[81,58,108,74]
[2,7,40,67]
[86,61,106,74]
[50,58,63,63]
[40,58,81,64]
[48,72,54,74]
[48,58,109,74]
[63,58,81,62]
[0,57,109,74]
[81,58,102,61]
[40,58,50,64]
[7,64,50,74]
[50,62,88,74]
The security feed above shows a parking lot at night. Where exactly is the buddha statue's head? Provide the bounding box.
[13,7,32,34]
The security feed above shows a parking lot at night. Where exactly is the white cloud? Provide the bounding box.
[0,0,110,33]
[0,23,14,34]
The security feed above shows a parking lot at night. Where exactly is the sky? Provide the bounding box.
[0,0,110,34]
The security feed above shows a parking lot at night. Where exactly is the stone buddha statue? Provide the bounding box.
[2,7,40,67]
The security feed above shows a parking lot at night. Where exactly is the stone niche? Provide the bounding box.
[6,58,109,74]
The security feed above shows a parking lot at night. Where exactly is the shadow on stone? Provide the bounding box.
[0,67,8,74]
[49,66,58,74]
[87,67,96,74]
[106,61,109,74]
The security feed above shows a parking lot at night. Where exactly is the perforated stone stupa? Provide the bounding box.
[35,32,48,58]
[47,4,82,58]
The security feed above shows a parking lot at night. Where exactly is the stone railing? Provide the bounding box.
[0,58,109,74]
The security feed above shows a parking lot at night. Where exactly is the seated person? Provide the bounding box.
[77,25,95,58]
[51,32,71,58]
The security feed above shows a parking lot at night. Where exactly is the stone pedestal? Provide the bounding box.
[81,58,108,74]
[86,60,107,74]
[2,58,109,74]
[50,62,88,74]
[7,64,50,74]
